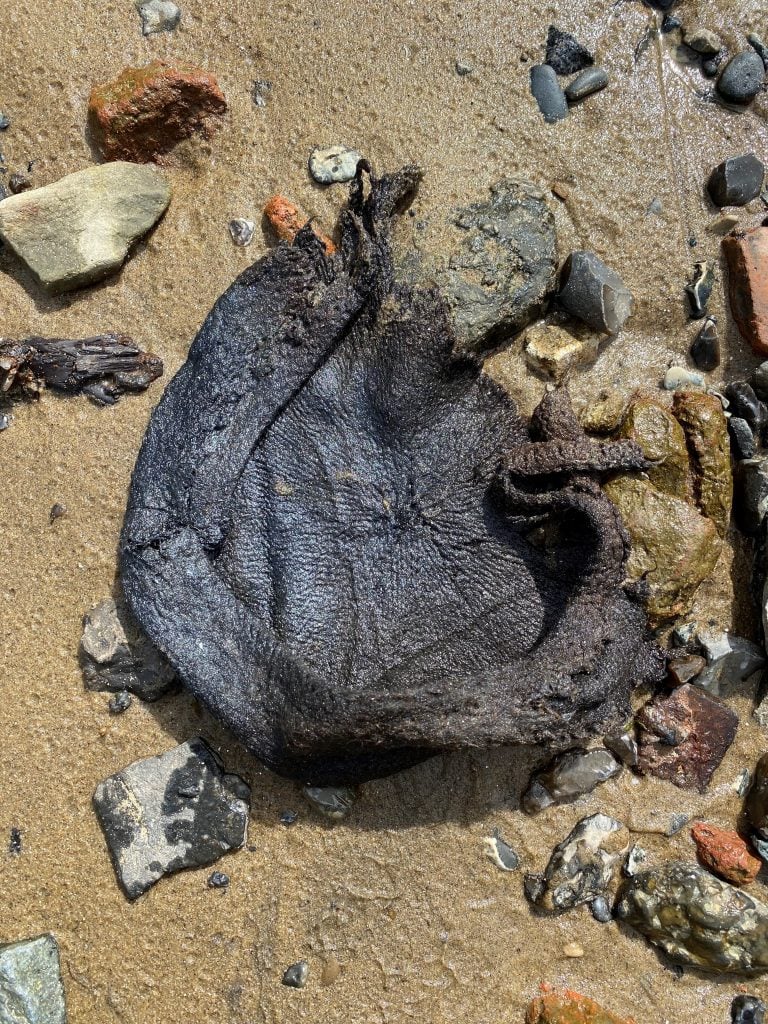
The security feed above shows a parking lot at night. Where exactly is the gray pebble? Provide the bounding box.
[522,747,621,814]
[748,33,768,70]
[732,994,766,1024]
[685,27,722,56]
[229,218,255,247]
[251,80,272,107]
[280,809,298,826]
[556,250,633,334]
[483,835,520,871]
[565,66,609,101]
[734,458,768,534]
[708,153,765,207]
[717,51,766,104]
[108,690,133,714]
[730,416,757,460]
[702,58,721,78]
[455,59,474,76]
[590,895,613,922]
[308,145,361,185]
[207,870,230,889]
[0,113,9,130]
[136,0,181,35]
[753,361,768,401]
[530,65,569,123]
[604,730,639,768]
[282,961,309,989]
[9,827,21,854]
[303,784,356,820]
[0,934,66,1024]
[693,635,766,697]
[690,316,720,371]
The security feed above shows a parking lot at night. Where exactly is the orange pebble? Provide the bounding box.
[691,821,762,885]
[262,194,336,254]
[526,985,635,1024]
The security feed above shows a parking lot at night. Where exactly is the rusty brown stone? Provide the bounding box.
[526,986,635,1024]
[262,194,336,254]
[668,654,706,687]
[636,683,738,792]
[723,226,768,358]
[691,822,762,885]
[88,60,227,162]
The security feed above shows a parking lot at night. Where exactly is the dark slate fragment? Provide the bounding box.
[749,34,768,70]
[545,26,594,75]
[565,67,609,102]
[708,154,766,207]
[729,416,757,461]
[725,382,768,433]
[282,961,309,988]
[717,51,766,104]
[661,15,682,33]
[556,251,633,333]
[690,316,720,370]
[120,165,663,786]
[734,457,768,534]
[684,261,715,319]
[732,995,766,1024]
[636,683,738,792]
[530,65,569,122]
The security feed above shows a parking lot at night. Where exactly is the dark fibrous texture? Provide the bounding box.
[0,333,163,404]
[120,165,663,784]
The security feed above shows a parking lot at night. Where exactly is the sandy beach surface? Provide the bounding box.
[2,1,768,1021]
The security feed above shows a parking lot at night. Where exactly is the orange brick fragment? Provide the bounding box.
[526,986,635,1024]
[723,226,768,357]
[89,60,227,162]
[262,194,336,254]
[691,821,762,885]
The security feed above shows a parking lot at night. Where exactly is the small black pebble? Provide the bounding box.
[728,417,756,461]
[108,691,132,714]
[708,153,766,208]
[732,994,766,1024]
[702,59,719,78]
[725,381,768,433]
[280,809,298,826]
[49,502,67,524]
[545,25,594,76]
[282,961,309,989]
[207,870,230,889]
[0,113,9,131]
[9,828,22,855]
[590,895,612,922]
[690,316,720,371]
[661,14,682,33]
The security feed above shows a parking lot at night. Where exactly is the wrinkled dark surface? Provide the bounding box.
[120,166,663,784]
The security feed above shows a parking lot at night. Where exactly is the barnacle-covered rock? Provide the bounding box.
[120,165,663,785]
[617,861,768,974]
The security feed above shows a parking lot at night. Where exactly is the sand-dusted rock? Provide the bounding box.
[0,934,66,1024]
[93,738,250,899]
[526,986,634,1024]
[673,390,732,537]
[724,227,768,357]
[618,397,691,500]
[579,390,628,434]
[603,476,721,623]
[617,861,768,974]
[0,162,170,292]
[636,683,738,792]
[523,322,598,381]
[522,748,621,814]
[136,0,181,35]
[691,822,762,885]
[88,60,227,162]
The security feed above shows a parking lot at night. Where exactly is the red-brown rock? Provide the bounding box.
[667,654,706,687]
[88,60,227,162]
[691,821,762,885]
[724,227,768,357]
[526,986,635,1024]
[636,683,738,792]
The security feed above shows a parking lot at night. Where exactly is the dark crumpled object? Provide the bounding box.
[120,164,664,785]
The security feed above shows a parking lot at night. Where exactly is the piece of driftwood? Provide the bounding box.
[0,333,163,404]
[121,164,664,785]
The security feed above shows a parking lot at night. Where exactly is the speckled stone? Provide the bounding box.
[0,934,66,1024]
[717,51,766,104]
[308,144,362,184]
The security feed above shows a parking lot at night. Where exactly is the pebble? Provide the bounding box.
[734,457,768,534]
[693,634,766,696]
[723,226,768,357]
[483,835,520,871]
[303,785,356,820]
[732,995,766,1024]
[9,172,31,194]
[667,653,706,686]
[530,65,569,122]
[262,194,336,254]
[663,366,704,390]
[684,27,722,56]
[228,218,255,247]
[9,827,22,854]
[282,961,309,989]
[725,382,767,432]
[590,895,612,922]
[0,162,171,293]
[746,753,768,840]
[49,502,66,524]
[455,59,473,76]
[729,416,757,460]
[0,934,66,1024]
[521,747,621,814]
[617,861,768,973]
[636,683,738,792]
[624,844,647,875]
[89,60,227,162]
[251,79,272,107]
[603,730,639,767]
[717,51,766,104]
[690,316,720,370]
[108,690,133,714]
[562,942,584,958]
[672,391,732,536]
[661,14,682,33]
[280,809,298,826]
[545,26,594,75]
[708,154,766,207]
[523,322,598,381]
[308,144,362,185]
[691,821,762,885]
[703,57,721,78]
[526,813,630,913]
[0,112,9,130]
[685,261,715,318]
[708,213,740,234]
[136,0,181,35]
[753,361,768,400]
[556,250,633,334]
[565,66,609,101]
[527,987,633,1024]
[93,737,250,899]
[646,197,663,216]
[748,33,768,69]
[207,870,230,889]
[80,596,176,701]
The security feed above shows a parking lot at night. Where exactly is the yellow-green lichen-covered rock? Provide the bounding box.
[673,390,732,537]
[618,397,692,501]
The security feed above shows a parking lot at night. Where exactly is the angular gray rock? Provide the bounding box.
[308,144,361,184]
[735,457,768,535]
[93,738,250,899]
[303,785,357,820]
[136,0,180,34]
[80,596,176,701]
[617,861,768,974]
[521,747,621,814]
[556,251,633,334]
[526,813,630,913]
[708,154,765,208]
[0,934,66,1024]
[0,162,171,292]
[693,634,766,696]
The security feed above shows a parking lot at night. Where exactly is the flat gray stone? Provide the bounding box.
[694,634,766,696]
[0,162,171,293]
[93,738,250,899]
[308,145,361,184]
[136,0,180,34]
[0,934,66,1024]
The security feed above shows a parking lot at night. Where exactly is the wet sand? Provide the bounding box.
[2,1,768,1021]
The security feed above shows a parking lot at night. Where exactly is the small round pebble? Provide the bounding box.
[282,961,309,989]
[732,994,766,1024]
[309,144,361,185]
[702,58,720,78]
[565,66,609,102]
[661,14,682,33]
[590,895,612,922]
[717,51,766,104]
[0,113,9,130]
[229,218,255,247]
[455,59,473,76]
[663,366,704,390]
[9,173,30,194]
[108,691,133,714]
[280,809,298,826]
[562,942,584,958]
[207,870,230,889]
